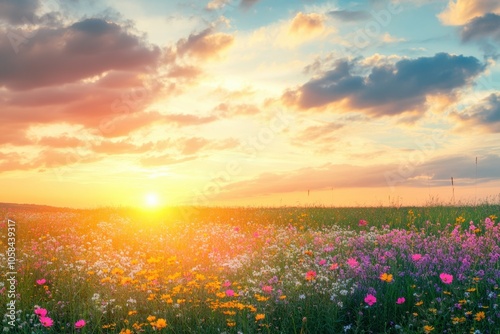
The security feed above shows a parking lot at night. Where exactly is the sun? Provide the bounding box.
[144,192,160,208]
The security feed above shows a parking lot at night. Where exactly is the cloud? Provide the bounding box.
[460,13,500,42]
[284,53,485,117]
[176,27,234,60]
[139,137,239,167]
[163,113,218,126]
[0,18,160,90]
[381,32,405,43]
[292,122,343,144]
[289,12,325,36]
[214,102,260,117]
[206,0,231,11]
[452,93,500,132]
[0,0,39,25]
[328,10,370,22]
[438,0,500,26]
[211,154,500,200]
[240,0,259,9]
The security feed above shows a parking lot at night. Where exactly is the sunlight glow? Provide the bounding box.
[144,192,160,207]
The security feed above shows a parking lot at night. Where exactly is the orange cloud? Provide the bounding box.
[289,12,325,36]
[176,28,234,60]
[438,0,500,25]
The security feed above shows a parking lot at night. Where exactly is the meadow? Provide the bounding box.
[1,202,500,333]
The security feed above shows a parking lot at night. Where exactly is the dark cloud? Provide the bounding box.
[0,18,160,90]
[328,10,370,22]
[461,13,500,42]
[284,53,485,117]
[452,93,500,132]
[0,0,39,25]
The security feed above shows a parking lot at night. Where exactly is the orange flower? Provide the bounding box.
[379,273,393,283]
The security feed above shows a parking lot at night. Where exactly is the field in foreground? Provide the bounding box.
[1,204,500,333]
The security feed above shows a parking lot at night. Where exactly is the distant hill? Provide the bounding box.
[0,202,74,212]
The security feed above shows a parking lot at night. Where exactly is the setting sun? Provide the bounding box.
[144,193,160,208]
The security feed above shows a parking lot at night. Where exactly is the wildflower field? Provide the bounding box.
[1,203,500,333]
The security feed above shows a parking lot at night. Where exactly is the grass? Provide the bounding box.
[1,201,500,333]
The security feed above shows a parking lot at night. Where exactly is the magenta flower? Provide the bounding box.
[318,259,327,266]
[75,319,86,329]
[396,297,406,304]
[439,273,453,284]
[364,294,377,306]
[347,258,359,268]
[34,308,48,317]
[411,254,422,261]
[225,289,235,297]
[358,219,368,226]
[36,279,46,285]
[39,316,54,327]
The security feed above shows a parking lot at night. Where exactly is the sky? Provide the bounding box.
[0,0,500,208]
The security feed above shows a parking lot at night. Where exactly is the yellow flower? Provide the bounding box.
[111,267,124,276]
[467,287,476,292]
[379,273,393,283]
[474,311,485,322]
[147,315,156,322]
[154,318,167,329]
[255,314,265,321]
[101,277,111,283]
[415,301,424,306]
[226,320,236,327]
[119,329,133,334]
[423,325,434,333]
[128,310,137,316]
[452,317,466,324]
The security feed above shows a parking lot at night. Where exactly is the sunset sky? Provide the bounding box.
[1,0,499,208]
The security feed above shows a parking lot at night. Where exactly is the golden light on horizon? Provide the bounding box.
[144,192,160,208]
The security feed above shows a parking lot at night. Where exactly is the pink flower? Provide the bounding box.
[439,273,453,284]
[34,308,48,317]
[262,285,273,294]
[39,316,54,327]
[358,219,368,226]
[75,319,86,329]
[347,258,359,268]
[36,279,46,285]
[225,289,235,297]
[305,270,317,281]
[396,297,406,304]
[364,294,377,306]
[329,263,339,270]
[222,280,231,288]
[411,254,422,262]
[318,259,327,266]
